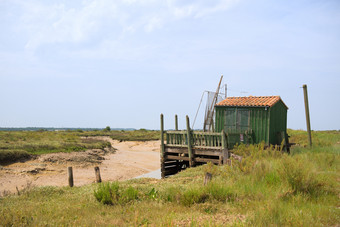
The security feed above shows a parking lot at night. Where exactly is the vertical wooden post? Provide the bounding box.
[186,115,194,167]
[303,84,312,147]
[174,114,180,169]
[175,114,178,131]
[68,166,74,187]
[204,172,212,185]
[94,166,102,183]
[160,114,165,178]
[221,130,229,164]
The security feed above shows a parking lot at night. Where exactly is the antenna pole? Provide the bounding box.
[225,84,227,99]
[204,75,223,131]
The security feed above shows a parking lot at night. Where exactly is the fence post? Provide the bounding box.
[160,114,165,178]
[94,166,102,183]
[186,115,194,167]
[68,166,74,187]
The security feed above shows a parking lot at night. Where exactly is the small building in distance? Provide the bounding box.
[215,96,288,148]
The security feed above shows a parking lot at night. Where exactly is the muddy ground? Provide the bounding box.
[0,137,160,196]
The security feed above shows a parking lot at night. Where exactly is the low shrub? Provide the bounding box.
[94,182,119,205]
[0,149,31,163]
[180,187,208,206]
[280,155,330,196]
[120,186,139,204]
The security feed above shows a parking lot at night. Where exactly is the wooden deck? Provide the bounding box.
[160,114,229,178]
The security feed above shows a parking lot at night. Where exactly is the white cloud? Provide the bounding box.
[13,0,239,52]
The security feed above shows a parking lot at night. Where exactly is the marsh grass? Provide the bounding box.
[0,130,339,226]
[0,129,159,163]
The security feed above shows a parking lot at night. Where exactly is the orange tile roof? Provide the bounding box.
[216,96,287,108]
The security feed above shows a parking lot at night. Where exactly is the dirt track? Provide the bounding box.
[0,137,160,196]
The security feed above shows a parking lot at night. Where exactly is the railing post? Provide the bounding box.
[186,115,194,167]
[160,114,165,178]
[175,114,178,131]
[221,130,229,165]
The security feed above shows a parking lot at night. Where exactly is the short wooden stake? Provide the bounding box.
[68,166,74,187]
[94,166,102,183]
[204,172,212,185]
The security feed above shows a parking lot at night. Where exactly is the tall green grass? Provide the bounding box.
[0,130,339,226]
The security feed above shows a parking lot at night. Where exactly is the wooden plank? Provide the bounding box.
[194,157,220,164]
[194,150,222,156]
[166,131,186,134]
[166,155,190,161]
[164,168,180,176]
[193,132,222,136]
[192,145,222,150]
[165,144,188,148]
[164,165,179,170]
[164,162,178,167]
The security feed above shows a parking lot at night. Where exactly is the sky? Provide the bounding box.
[1,0,339,130]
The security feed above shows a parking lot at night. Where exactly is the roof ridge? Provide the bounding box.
[216,95,286,108]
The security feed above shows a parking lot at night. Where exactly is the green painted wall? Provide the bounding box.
[268,101,288,145]
[215,100,287,146]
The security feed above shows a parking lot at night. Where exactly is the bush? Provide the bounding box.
[180,187,208,206]
[0,150,31,163]
[94,182,139,205]
[94,182,119,205]
[280,156,328,196]
[120,186,139,203]
[206,182,235,202]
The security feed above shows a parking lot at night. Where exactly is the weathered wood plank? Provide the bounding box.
[194,157,220,164]
[166,155,190,161]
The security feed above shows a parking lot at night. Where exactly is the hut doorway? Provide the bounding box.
[224,108,250,131]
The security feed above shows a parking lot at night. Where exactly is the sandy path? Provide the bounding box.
[0,138,160,196]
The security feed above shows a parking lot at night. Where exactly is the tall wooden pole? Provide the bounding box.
[303,84,312,147]
[160,114,165,178]
[175,115,178,131]
[186,115,194,167]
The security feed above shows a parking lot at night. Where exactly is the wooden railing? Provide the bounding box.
[160,114,229,178]
[166,131,223,148]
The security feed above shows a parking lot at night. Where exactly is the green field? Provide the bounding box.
[0,130,339,226]
[0,129,159,163]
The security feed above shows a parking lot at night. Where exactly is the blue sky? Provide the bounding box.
[1,0,339,130]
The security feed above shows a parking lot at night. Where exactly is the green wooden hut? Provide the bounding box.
[215,96,288,148]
